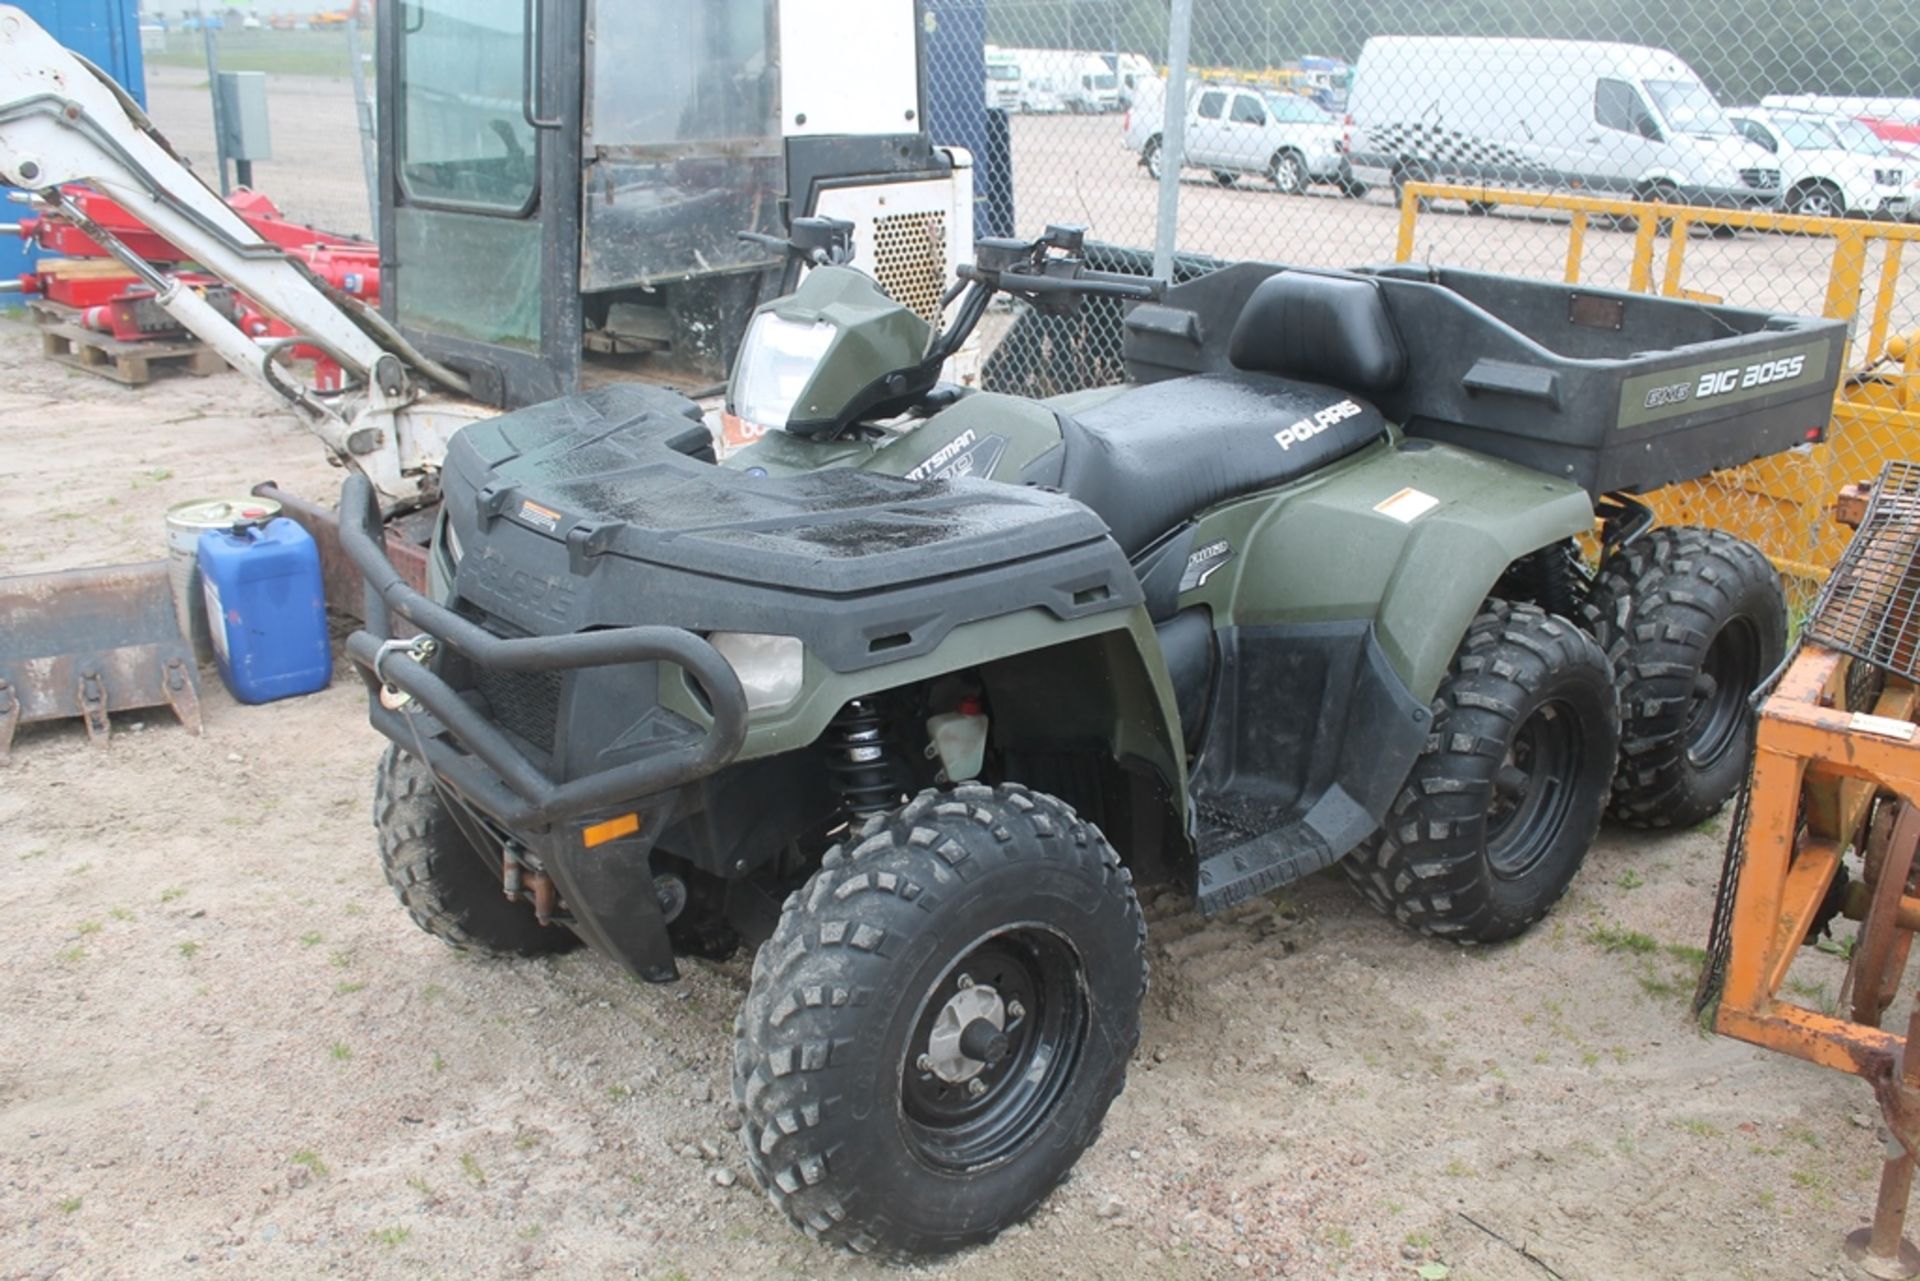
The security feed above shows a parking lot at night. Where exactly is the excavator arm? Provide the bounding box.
[0,5,486,506]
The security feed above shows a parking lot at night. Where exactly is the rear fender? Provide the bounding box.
[1183,439,1594,703]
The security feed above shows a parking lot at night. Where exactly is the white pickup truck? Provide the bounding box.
[1123,79,1363,194]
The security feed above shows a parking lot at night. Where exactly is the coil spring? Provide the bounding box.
[824,699,899,818]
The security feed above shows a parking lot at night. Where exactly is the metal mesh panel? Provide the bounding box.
[911,0,1920,609]
[1808,460,1920,681]
[873,211,951,324]
[471,667,562,751]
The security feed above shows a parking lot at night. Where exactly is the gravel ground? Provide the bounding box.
[0,65,1907,1281]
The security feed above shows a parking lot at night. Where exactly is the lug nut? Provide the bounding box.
[957,973,974,989]
[967,1078,987,1098]
[1006,1000,1025,1021]
[916,1054,933,1074]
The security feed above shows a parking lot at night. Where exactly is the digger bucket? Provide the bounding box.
[0,560,203,760]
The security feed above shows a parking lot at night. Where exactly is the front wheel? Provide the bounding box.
[373,745,579,957]
[1788,181,1846,220]
[1587,527,1787,829]
[733,784,1146,1259]
[1212,169,1238,187]
[1270,150,1308,194]
[1343,601,1619,942]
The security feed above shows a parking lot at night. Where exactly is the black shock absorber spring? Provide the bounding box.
[1533,542,1588,621]
[824,699,899,818]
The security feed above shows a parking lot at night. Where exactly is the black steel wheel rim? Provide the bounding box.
[899,927,1087,1171]
[1687,619,1760,769]
[1486,699,1582,879]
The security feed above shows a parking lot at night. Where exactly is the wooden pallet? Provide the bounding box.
[29,300,225,387]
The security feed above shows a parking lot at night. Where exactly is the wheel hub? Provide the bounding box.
[924,979,1007,1083]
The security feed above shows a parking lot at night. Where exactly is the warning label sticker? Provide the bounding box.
[1372,487,1441,524]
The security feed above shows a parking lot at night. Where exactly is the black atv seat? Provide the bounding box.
[1054,272,1402,556]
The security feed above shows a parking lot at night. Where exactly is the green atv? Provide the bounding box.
[342,220,1834,1257]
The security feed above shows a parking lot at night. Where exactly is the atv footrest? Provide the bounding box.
[1194,821,1335,915]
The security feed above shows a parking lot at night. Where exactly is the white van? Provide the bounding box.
[1347,38,1781,210]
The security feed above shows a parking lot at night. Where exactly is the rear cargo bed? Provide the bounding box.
[1124,261,1847,497]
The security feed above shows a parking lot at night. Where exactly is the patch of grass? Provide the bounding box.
[460,1153,486,1186]
[329,951,353,969]
[371,1225,411,1247]
[76,920,102,936]
[109,906,134,922]
[607,1084,632,1102]
[1816,934,1860,960]
[1588,923,1658,954]
[431,1052,446,1073]
[406,1174,434,1197]
[1665,942,1708,968]
[514,1131,539,1151]
[330,1042,352,1062]
[56,945,87,963]
[1677,1117,1721,1139]
[335,980,367,995]
[1637,974,1684,999]
[1323,1225,1353,1250]
[299,931,324,947]
[1785,1125,1822,1149]
[1580,1050,1601,1067]
[1442,1157,1473,1178]
[291,1150,328,1177]
[68,862,93,877]
[1792,1167,1827,1190]
[519,1224,543,1240]
[57,1196,81,1213]
[160,887,185,903]
[1615,869,1645,890]
[177,941,201,959]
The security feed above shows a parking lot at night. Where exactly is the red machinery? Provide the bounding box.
[7,184,378,352]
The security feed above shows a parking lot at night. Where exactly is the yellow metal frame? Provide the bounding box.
[1393,183,1920,590]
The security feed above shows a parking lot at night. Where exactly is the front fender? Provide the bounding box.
[1188,439,1594,703]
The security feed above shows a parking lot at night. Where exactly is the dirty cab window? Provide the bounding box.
[588,1,777,144]
[398,0,538,212]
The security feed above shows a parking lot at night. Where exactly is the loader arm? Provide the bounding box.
[0,6,487,506]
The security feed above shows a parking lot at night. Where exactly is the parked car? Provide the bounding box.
[1728,107,1910,219]
[1347,38,1781,213]
[1124,81,1357,194]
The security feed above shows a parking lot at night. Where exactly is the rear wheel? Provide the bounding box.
[1141,134,1163,181]
[1213,169,1238,187]
[1788,180,1846,219]
[733,784,1146,1259]
[373,745,579,957]
[1391,160,1434,211]
[1343,601,1619,942]
[1586,527,1787,829]
[1270,149,1309,194]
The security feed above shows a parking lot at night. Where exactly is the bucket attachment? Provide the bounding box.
[0,561,204,760]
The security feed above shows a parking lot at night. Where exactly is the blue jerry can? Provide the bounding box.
[196,517,332,704]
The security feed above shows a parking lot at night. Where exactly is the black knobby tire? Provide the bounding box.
[1343,601,1619,942]
[373,745,579,957]
[1212,169,1238,187]
[1586,527,1787,830]
[732,783,1146,1259]
[1788,181,1846,220]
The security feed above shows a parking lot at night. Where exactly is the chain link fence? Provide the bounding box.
[134,4,1920,602]
[927,0,1920,608]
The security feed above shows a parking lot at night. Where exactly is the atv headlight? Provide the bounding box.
[731,314,837,433]
[709,632,804,713]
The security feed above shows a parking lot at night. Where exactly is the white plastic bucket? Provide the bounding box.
[165,496,280,663]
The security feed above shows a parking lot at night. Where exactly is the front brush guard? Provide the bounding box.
[337,474,748,830]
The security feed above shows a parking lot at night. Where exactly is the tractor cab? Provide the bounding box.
[377,0,972,409]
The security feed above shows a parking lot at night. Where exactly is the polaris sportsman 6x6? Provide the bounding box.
[342,220,1837,1257]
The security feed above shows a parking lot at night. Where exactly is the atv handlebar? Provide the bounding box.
[956,263,1162,302]
[337,474,749,828]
